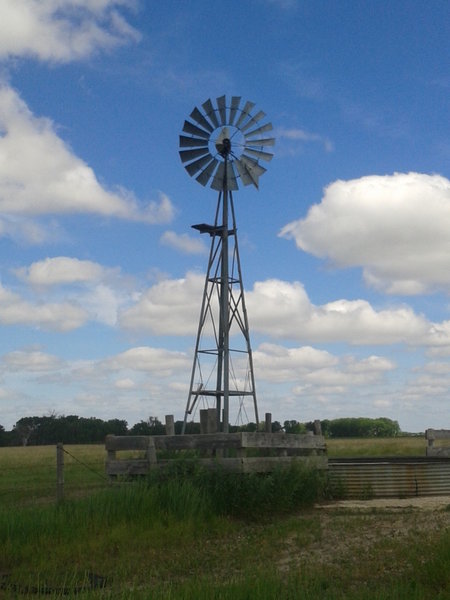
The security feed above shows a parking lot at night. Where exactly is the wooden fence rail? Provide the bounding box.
[105,431,327,477]
[426,429,450,457]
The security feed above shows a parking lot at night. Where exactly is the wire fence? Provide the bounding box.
[0,444,110,507]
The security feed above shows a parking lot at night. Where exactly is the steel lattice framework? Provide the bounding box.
[179,95,274,432]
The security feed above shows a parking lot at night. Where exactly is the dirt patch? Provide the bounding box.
[318,495,450,511]
[277,497,450,574]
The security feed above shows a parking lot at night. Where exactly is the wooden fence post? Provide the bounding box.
[200,408,218,434]
[165,414,175,436]
[56,442,64,503]
[146,437,157,467]
[265,413,272,433]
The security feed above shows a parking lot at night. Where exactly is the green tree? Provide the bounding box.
[13,417,41,446]
[129,417,165,436]
[283,420,306,434]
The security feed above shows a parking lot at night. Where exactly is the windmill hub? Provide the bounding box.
[217,136,231,158]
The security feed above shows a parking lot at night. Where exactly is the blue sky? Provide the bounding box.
[0,0,449,432]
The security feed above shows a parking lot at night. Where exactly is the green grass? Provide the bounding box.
[0,444,107,507]
[326,436,426,457]
[0,439,448,598]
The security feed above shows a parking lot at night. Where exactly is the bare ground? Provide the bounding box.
[319,495,450,511]
[277,496,450,574]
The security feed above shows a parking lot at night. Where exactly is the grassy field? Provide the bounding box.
[326,435,427,457]
[0,439,449,598]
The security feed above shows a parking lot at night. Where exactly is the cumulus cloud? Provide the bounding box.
[119,272,203,335]
[280,172,450,294]
[0,85,175,226]
[117,272,450,348]
[15,257,107,286]
[254,344,394,386]
[13,256,138,326]
[247,279,431,344]
[253,343,338,382]
[0,282,88,331]
[101,346,190,376]
[0,0,140,63]
[160,231,207,255]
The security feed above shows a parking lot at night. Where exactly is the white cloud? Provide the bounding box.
[13,256,138,326]
[247,279,430,344]
[114,378,136,389]
[0,215,63,244]
[160,230,207,255]
[0,0,140,63]
[253,343,338,382]
[0,344,192,428]
[280,172,450,294]
[101,346,190,376]
[117,272,447,347]
[1,349,63,371]
[0,282,88,331]
[254,344,394,388]
[119,272,203,335]
[0,85,175,227]
[15,257,106,286]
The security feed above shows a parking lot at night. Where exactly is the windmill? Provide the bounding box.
[179,95,274,433]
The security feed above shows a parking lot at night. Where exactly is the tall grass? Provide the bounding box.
[1,452,325,575]
[1,442,448,599]
[147,459,325,519]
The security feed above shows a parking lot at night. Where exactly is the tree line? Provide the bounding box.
[0,414,401,446]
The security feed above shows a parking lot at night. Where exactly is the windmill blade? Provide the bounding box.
[179,135,209,148]
[180,97,273,191]
[185,154,213,177]
[202,98,220,128]
[234,100,256,129]
[235,157,259,188]
[245,137,275,147]
[240,110,266,133]
[196,158,219,186]
[229,96,241,125]
[211,161,238,191]
[179,147,210,163]
[216,95,227,125]
[227,162,239,191]
[190,107,213,133]
[241,155,267,185]
[183,120,210,139]
[244,122,273,138]
[244,147,274,162]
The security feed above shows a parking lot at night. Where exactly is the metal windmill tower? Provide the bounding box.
[179,95,274,433]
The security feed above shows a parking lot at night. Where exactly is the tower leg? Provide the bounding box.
[183,188,258,432]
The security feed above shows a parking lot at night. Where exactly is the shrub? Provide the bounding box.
[147,460,325,520]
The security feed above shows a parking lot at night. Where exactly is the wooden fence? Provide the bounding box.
[426,429,450,457]
[105,412,327,477]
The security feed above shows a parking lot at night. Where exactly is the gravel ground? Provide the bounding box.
[318,495,450,510]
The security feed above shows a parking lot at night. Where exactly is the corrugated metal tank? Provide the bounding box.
[328,457,450,499]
